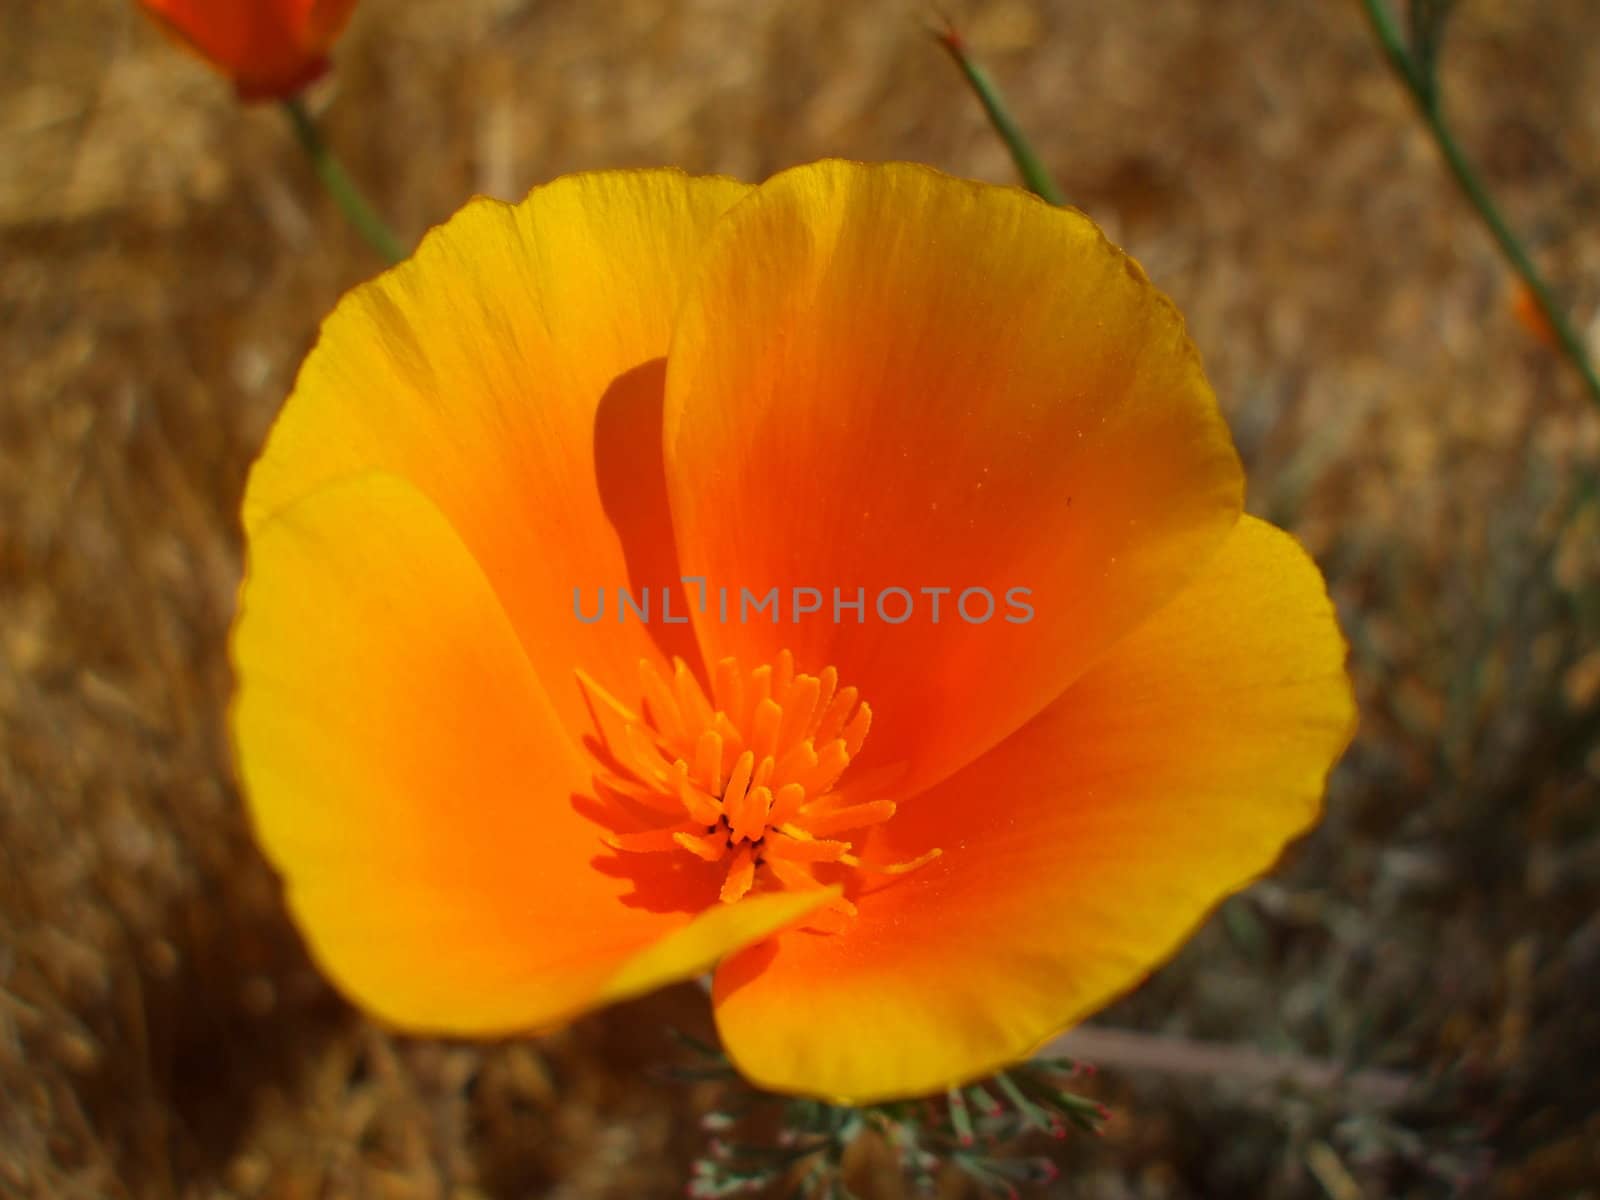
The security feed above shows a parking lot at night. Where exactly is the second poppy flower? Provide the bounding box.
[138,0,358,101]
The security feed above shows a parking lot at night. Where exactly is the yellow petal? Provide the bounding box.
[245,170,752,736]
[712,517,1355,1101]
[233,473,830,1033]
[664,160,1242,797]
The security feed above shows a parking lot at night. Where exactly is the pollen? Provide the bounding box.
[577,650,938,932]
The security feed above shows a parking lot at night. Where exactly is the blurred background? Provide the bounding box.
[3,1,1599,1196]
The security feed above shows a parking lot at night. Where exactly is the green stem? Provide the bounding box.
[1359,0,1600,408]
[935,24,1065,206]
[281,96,406,265]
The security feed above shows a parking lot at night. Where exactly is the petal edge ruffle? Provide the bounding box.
[712,516,1355,1101]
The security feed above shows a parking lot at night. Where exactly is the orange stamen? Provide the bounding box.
[673,830,728,862]
[720,844,757,903]
[802,799,897,836]
[841,847,944,876]
[580,653,938,931]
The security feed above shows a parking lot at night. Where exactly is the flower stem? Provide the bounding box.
[935,22,1065,207]
[281,96,406,266]
[1359,0,1600,408]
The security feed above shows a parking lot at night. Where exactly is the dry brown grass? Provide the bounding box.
[3,1,1599,1196]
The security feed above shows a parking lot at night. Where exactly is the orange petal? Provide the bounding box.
[659,160,1235,800]
[232,473,829,1033]
[244,170,752,737]
[712,517,1355,1101]
[665,160,1242,797]
[138,0,357,100]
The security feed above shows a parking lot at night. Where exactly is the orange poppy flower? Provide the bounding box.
[231,162,1356,1102]
[138,0,357,101]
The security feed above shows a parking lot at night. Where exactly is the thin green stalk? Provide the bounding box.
[935,23,1065,206]
[1360,0,1600,408]
[281,96,405,265]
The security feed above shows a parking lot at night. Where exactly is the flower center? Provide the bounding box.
[577,650,936,932]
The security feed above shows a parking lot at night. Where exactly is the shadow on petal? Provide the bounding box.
[711,936,781,1007]
[586,849,725,915]
[594,357,704,676]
